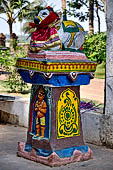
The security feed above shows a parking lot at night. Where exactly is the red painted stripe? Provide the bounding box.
[28,88,39,132]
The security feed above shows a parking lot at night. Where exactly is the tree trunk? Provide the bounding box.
[62,0,66,10]
[105,0,113,116]
[9,21,13,38]
[62,0,67,20]
[8,20,14,52]
[89,0,94,34]
[101,0,106,13]
[95,0,100,33]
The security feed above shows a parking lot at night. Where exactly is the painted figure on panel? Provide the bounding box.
[34,86,47,138]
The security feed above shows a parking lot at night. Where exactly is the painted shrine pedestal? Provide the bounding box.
[17,51,97,166]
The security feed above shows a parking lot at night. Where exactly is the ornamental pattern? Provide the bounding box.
[16,58,97,73]
[56,88,80,139]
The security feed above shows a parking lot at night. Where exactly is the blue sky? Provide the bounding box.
[0,0,106,35]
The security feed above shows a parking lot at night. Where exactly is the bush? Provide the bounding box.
[0,48,12,71]
[83,32,106,64]
[0,47,30,93]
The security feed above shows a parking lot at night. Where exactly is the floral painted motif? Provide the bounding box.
[56,88,80,139]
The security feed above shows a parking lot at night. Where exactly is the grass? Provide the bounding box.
[95,62,105,79]
[0,80,31,98]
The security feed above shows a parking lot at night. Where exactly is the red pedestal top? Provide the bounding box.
[27,50,87,61]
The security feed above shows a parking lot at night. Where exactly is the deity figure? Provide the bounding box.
[34,86,47,138]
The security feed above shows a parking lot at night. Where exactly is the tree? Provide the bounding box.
[0,0,30,38]
[22,0,46,35]
[95,0,105,33]
[89,0,94,34]
[62,0,67,20]
[101,0,106,13]
[62,0,66,10]
[67,0,105,34]
[67,0,89,22]
[20,0,46,20]
[95,0,100,33]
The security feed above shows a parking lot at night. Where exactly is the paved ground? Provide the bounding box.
[0,123,113,170]
[80,79,105,104]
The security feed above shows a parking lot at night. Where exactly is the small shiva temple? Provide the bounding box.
[17,6,97,166]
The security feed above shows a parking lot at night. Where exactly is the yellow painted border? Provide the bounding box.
[16,59,97,73]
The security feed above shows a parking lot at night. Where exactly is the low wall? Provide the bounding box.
[81,110,113,148]
[0,95,29,127]
[81,110,103,146]
[0,95,113,148]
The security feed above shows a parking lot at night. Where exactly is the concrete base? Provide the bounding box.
[0,95,29,127]
[81,110,103,146]
[17,142,93,167]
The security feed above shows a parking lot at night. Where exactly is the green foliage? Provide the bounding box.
[95,61,105,79]
[8,68,29,93]
[0,0,42,37]
[67,0,104,22]
[67,0,89,22]
[22,1,46,35]
[0,47,29,93]
[0,0,30,18]
[0,49,12,71]
[83,32,106,63]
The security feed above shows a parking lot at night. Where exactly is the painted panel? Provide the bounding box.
[28,85,52,139]
[56,88,80,139]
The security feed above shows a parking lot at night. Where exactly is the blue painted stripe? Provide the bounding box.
[25,144,89,158]
[55,145,88,158]
[25,143,32,152]
[18,70,90,86]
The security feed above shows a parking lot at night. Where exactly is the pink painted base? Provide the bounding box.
[17,142,93,167]
[27,50,87,61]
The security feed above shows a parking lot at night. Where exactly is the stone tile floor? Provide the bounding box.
[0,123,113,170]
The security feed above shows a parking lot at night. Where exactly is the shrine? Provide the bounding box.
[17,6,97,166]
